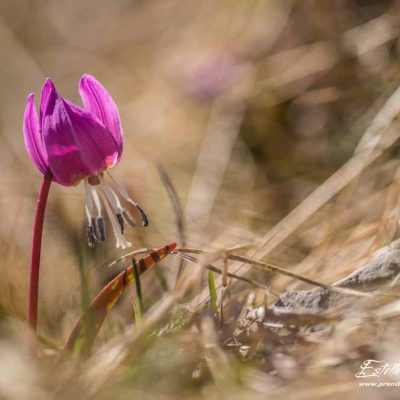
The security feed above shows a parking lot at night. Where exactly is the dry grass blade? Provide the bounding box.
[230,253,332,289]
[106,248,155,269]
[174,253,278,295]
[175,248,373,298]
[106,245,254,274]
[228,253,374,298]
[63,243,176,354]
[157,163,187,281]
[176,248,334,290]
[157,163,186,247]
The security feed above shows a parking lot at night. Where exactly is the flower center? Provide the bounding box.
[84,171,148,249]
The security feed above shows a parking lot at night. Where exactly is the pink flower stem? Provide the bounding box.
[28,170,52,332]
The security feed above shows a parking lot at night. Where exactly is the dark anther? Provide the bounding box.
[91,218,97,236]
[96,217,106,242]
[135,204,149,227]
[86,225,98,248]
[116,212,124,234]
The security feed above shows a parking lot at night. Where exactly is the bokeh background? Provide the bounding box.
[2,1,400,398]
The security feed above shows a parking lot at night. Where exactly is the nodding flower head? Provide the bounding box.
[23,75,148,249]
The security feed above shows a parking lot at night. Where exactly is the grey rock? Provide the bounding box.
[277,240,400,312]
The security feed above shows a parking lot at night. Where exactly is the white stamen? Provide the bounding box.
[89,185,103,217]
[105,171,148,226]
[84,179,95,223]
[98,175,122,213]
[98,174,135,228]
[98,187,131,249]
[86,181,106,241]
[105,171,132,202]
[85,206,92,224]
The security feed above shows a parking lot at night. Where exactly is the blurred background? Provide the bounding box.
[2,0,400,397]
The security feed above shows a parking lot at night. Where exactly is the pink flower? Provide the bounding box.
[23,75,148,249]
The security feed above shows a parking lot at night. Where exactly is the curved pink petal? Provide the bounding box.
[43,90,119,186]
[65,99,120,168]
[39,78,56,127]
[79,74,123,159]
[23,94,48,174]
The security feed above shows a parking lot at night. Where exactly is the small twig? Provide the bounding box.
[174,253,279,296]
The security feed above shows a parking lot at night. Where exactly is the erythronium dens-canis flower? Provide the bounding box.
[23,75,148,249]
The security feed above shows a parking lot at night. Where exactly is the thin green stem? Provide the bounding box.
[132,258,143,313]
